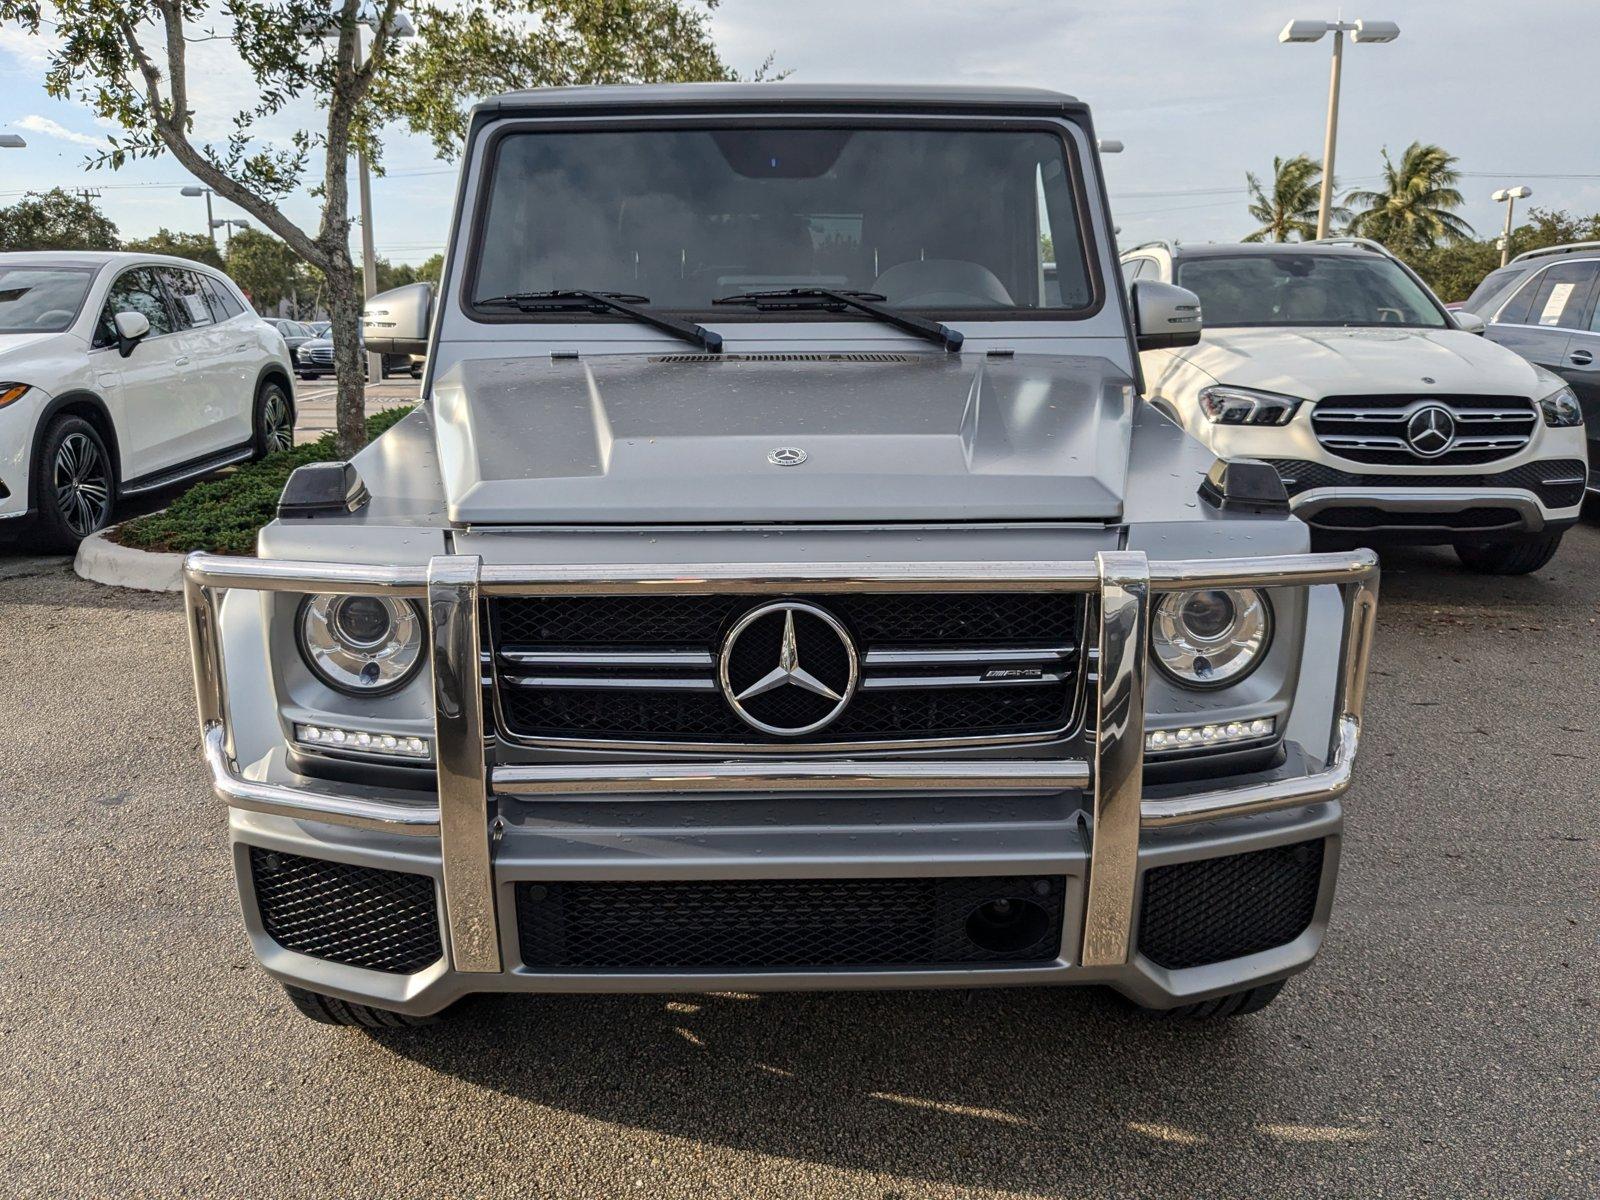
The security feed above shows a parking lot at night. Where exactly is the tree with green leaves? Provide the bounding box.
[1242,155,1346,243]
[415,252,444,286]
[1345,142,1475,255]
[2,0,753,456]
[123,227,224,269]
[0,188,120,252]
[223,227,312,313]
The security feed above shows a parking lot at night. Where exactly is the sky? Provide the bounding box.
[2,1,1598,266]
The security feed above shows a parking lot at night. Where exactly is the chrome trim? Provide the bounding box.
[1080,552,1149,968]
[476,560,1103,596]
[862,645,1075,667]
[498,648,716,669]
[428,555,501,974]
[858,669,1067,690]
[504,673,717,692]
[492,759,1090,797]
[1290,489,1551,528]
[203,724,440,834]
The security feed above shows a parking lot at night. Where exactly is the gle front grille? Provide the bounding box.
[1311,394,1537,466]
[488,592,1085,749]
[1263,458,1588,510]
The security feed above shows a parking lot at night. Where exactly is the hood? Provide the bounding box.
[1173,326,1547,399]
[430,353,1138,525]
[0,330,68,358]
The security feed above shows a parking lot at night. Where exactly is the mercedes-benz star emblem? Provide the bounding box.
[767,446,807,467]
[1405,405,1456,458]
[718,601,858,736]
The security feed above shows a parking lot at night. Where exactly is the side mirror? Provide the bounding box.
[1131,280,1203,351]
[113,310,151,358]
[1453,311,1487,335]
[362,282,432,356]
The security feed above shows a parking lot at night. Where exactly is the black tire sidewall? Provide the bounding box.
[251,380,294,460]
[32,414,114,551]
[1455,532,1563,575]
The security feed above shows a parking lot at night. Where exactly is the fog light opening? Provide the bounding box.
[965,896,1051,954]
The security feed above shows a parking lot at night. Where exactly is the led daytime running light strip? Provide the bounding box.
[295,723,431,760]
[1146,717,1274,753]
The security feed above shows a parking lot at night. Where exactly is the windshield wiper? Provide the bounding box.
[711,288,963,352]
[475,289,722,353]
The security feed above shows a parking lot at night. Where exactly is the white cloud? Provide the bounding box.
[15,114,104,149]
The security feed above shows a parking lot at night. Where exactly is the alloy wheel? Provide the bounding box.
[52,432,111,538]
[263,389,294,453]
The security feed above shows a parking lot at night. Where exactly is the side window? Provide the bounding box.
[1120,260,1142,287]
[1499,261,1598,329]
[211,279,247,319]
[160,268,214,329]
[95,268,175,346]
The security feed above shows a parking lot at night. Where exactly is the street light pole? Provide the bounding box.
[181,185,217,251]
[1492,186,1532,267]
[0,133,26,148]
[1281,18,1400,240]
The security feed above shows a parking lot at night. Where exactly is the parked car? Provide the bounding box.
[1124,238,1587,574]
[1458,241,1600,496]
[182,83,1379,1030]
[294,330,419,380]
[263,318,319,375]
[0,250,296,549]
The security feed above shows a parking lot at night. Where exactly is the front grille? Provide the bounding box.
[1265,458,1588,510]
[249,848,442,974]
[1138,839,1324,970]
[1311,505,1525,532]
[515,875,1066,970]
[301,345,335,366]
[1311,394,1537,465]
[489,592,1084,747]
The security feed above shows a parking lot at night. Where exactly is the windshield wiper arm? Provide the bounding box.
[476,289,722,353]
[711,288,963,352]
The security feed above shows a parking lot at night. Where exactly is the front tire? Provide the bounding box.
[1453,532,1564,575]
[251,378,295,460]
[31,414,115,551]
[282,984,440,1028]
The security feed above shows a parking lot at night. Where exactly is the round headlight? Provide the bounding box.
[297,594,424,695]
[1151,588,1271,688]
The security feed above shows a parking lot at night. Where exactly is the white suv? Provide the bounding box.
[1124,239,1588,574]
[0,251,296,549]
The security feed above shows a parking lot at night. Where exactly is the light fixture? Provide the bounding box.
[1147,717,1275,754]
[296,722,431,760]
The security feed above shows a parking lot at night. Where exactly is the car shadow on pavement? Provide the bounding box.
[367,984,1379,1193]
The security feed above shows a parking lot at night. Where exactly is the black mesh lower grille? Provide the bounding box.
[1263,458,1588,509]
[515,875,1066,970]
[1138,840,1325,970]
[1311,505,1525,531]
[249,848,443,974]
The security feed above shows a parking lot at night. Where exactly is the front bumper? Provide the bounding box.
[184,550,1379,1012]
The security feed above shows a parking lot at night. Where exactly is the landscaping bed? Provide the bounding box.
[108,406,413,556]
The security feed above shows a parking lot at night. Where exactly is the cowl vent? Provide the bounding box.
[647,352,914,363]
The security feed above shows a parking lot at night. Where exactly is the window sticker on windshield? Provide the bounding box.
[1539,282,1575,325]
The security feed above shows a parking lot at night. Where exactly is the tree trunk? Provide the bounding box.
[323,257,367,459]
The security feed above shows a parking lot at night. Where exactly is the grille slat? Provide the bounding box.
[249,848,443,974]
[1311,394,1537,466]
[489,592,1084,747]
[1138,839,1324,970]
[516,875,1066,970]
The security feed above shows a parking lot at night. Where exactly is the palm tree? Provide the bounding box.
[1243,155,1346,242]
[1345,142,1475,253]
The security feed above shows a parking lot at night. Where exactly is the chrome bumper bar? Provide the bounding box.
[185,548,1379,975]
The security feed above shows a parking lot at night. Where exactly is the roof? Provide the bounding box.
[0,249,226,271]
[474,82,1085,120]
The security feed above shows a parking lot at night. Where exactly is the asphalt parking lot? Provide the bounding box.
[2,524,1596,1198]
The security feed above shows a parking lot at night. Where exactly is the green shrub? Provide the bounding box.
[110,406,413,556]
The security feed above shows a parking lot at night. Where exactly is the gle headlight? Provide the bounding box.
[0,383,30,409]
[1197,385,1302,426]
[1537,385,1583,428]
[296,594,424,695]
[1152,588,1272,688]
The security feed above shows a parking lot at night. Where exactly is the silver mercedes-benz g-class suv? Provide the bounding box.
[183,84,1379,1027]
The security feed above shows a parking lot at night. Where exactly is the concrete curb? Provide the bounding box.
[73,527,187,593]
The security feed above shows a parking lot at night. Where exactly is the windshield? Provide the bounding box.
[1177,253,1447,328]
[469,125,1093,317]
[0,265,96,334]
